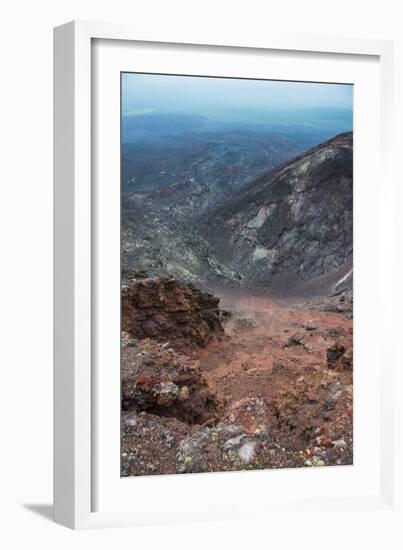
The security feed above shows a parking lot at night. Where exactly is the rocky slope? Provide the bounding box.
[202,132,353,294]
[120,129,312,283]
[120,131,354,476]
[121,276,353,476]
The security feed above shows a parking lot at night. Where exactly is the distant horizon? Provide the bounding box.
[122,72,353,129]
[121,73,353,141]
[122,105,353,117]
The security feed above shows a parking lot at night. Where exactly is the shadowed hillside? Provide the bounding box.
[203,132,353,294]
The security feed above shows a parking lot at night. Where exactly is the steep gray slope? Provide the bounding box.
[202,132,353,293]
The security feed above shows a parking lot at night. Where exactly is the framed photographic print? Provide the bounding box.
[54,21,398,530]
[119,73,355,478]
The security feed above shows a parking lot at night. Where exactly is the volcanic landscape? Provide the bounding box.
[120,116,353,476]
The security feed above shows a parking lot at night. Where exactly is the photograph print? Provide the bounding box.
[120,73,353,476]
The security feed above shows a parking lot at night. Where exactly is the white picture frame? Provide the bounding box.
[54,20,399,531]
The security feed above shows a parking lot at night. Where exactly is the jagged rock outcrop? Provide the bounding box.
[203,132,353,293]
[122,275,225,347]
[122,340,223,423]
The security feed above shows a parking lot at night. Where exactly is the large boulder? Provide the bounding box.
[122,340,223,424]
[122,275,225,347]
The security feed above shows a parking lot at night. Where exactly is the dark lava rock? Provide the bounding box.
[122,276,224,347]
[121,340,223,424]
[326,342,353,371]
[284,333,305,347]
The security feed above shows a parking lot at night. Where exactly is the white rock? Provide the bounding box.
[237,441,257,464]
[222,435,245,451]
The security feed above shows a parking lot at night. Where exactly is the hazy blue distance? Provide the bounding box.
[122,72,353,129]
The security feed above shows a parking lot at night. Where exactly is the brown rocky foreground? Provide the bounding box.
[121,276,352,476]
[122,274,225,347]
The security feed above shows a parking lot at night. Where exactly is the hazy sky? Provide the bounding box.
[122,73,353,119]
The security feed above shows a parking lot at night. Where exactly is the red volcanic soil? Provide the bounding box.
[121,279,353,476]
[194,291,353,453]
[198,291,351,389]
